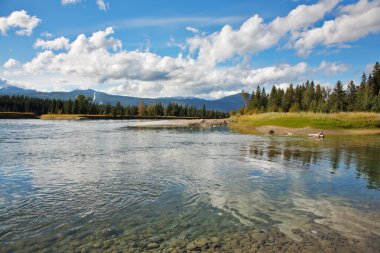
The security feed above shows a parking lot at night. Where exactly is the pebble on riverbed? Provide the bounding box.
[4,224,378,253]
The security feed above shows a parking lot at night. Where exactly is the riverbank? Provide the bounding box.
[230,112,380,136]
[0,112,39,119]
[39,114,202,120]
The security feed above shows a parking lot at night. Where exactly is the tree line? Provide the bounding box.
[238,62,380,114]
[0,94,228,118]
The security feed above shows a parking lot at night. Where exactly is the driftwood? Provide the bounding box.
[308,132,324,138]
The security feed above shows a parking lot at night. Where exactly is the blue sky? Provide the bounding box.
[0,0,379,98]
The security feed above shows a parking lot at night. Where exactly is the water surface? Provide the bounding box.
[0,120,379,252]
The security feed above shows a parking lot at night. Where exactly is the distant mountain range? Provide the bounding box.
[0,86,243,112]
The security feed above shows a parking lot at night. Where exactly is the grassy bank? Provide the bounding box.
[0,112,39,119]
[230,112,380,135]
[40,114,111,120]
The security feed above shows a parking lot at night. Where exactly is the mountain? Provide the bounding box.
[0,86,243,112]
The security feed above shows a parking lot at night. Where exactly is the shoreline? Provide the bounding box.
[0,112,39,119]
[229,112,380,136]
[126,118,230,128]
[229,123,380,136]
[2,112,380,136]
[39,114,203,120]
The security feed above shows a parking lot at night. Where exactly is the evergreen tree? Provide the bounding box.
[346,80,357,111]
[329,81,347,112]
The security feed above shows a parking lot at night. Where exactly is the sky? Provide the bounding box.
[0,0,379,99]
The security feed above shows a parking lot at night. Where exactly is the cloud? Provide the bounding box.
[34,37,70,50]
[167,36,186,50]
[0,10,41,36]
[339,0,380,14]
[40,31,53,38]
[61,0,80,5]
[0,78,12,88]
[186,26,199,33]
[2,26,311,98]
[318,61,349,75]
[96,0,108,10]
[3,58,21,69]
[187,0,340,66]
[61,0,109,10]
[292,0,380,56]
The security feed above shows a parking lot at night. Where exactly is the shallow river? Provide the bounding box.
[0,120,379,252]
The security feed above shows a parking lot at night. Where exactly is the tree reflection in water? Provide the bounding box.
[247,136,380,189]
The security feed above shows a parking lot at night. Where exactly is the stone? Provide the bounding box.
[251,232,267,242]
[210,236,220,243]
[147,242,159,249]
[186,242,198,251]
[99,228,118,238]
[195,238,208,248]
[148,236,163,243]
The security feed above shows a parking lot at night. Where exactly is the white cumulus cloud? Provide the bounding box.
[2,26,311,98]
[34,37,70,50]
[318,61,349,75]
[292,0,380,56]
[3,58,20,69]
[187,0,340,66]
[0,10,41,36]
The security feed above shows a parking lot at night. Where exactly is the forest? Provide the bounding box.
[237,62,380,114]
[0,94,228,119]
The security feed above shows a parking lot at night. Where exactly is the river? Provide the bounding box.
[0,120,379,252]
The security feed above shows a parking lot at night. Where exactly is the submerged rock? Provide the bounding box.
[146,242,159,249]
[148,236,163,243]
[195,237,208,248]
[186,241,198,251]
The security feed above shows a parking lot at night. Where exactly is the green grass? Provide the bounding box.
[230,112,380,129]
[40,114,109,120]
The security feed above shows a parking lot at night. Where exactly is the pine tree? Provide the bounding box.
[346,80,357,111]
[329,80,346,112]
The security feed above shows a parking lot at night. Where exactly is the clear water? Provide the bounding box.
[0,120,379,252]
